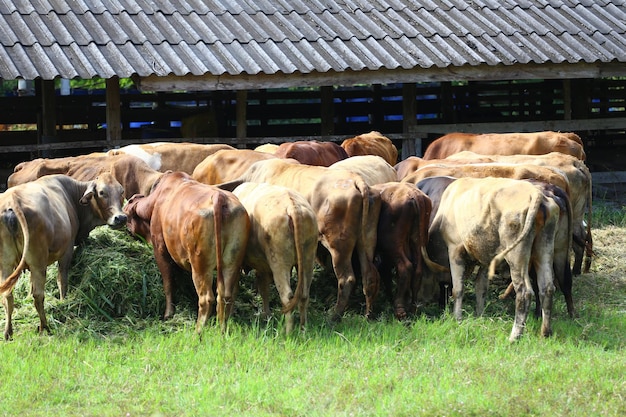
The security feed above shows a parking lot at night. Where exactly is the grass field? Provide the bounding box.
[0,200,624,417]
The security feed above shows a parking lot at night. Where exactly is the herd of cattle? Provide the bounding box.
[0,130,593,342]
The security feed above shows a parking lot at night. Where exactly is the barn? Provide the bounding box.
[1,0,625,189]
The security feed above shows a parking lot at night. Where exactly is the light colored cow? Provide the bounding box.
[233,182,318,333]
[0,174,127,339]
[430,177,560,341]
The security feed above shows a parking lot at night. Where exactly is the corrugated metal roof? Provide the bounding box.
[0,0,624,81]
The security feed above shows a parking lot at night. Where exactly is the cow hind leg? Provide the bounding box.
[56,247,74,300]
[216,264,241,334]
[31,270,50,335]
[509,270,533,342]
[2,292,14,340]
[327,247,357,321]
[393,257,414,320]
[535,260,556,338]
[474,266,489,317]
[191,267,215,336]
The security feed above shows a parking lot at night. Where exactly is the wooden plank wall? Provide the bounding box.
[0,79,624,164]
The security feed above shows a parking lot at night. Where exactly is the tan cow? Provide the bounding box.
[223,158,381,320]
[0,173,127,339]
[107,142,235,173]
[444,151,593,274]
[192,149,277,185]
[329,155,398,185]
[430,177,560,341]
[341,131,399,165]
[401,163,571,197]
[8,153,163,199]
[254,143,280,154]
[232,182,318,333]
[8,152,109,187]
[124,171,250,334]
[423,131,586,161]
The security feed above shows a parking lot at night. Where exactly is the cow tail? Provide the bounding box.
[282,197,303,314]
[583,174,593,272]
[213,192,225,291]
[415,197,449,273]
[488,191,542,279]
[355,178,370,247]
[0,195,30,294]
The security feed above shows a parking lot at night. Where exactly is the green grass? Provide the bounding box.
[0,200,624,416]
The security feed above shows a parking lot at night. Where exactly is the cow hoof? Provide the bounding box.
[394,308,407,321]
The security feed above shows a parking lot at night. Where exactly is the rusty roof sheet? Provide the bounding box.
[0,0,625,80]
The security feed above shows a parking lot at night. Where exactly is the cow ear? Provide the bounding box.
[80,182,97,205]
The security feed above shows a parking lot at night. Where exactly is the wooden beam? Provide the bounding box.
[408,118,626,135]
[139,62,626,92]
[106,76,121,146]
[38,79,56,157]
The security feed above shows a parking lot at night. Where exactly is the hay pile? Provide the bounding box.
[12,227,175,329]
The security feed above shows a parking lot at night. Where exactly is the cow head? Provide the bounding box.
[80,172,127,229]
[123,193,153,241]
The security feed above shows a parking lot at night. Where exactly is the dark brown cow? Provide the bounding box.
[341,131,399,165]
[0,173,127,339]
[192,149,276,185]
[273,140,348,166]
[414,176,458,306]
[370,182,441,319]
[124,171,249,334]
[232,182,318,333]
[107,142,235,173]
[430,177,560,341]
[223,158,381,320]
[8,153,163,199]
[423,131,586,161]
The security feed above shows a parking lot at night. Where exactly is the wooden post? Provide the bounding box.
[563,79,572,120]
[106,76,122,147]
[38,79,57,157]
[236,90,247,147]
[402,83,421,158]
[321,86,335,136]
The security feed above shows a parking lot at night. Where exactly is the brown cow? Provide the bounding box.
[370,182,440,319]
[341,131,399,165]
[107,142,235,174]
[223,158,381,320]
[445,151,593,274]
[273,140,348,166]
[124,171,249,334]
[329,155,398,185]
[232,182,318,333]
[8,153,163,199]
[430,177,560,341]
[0,173,127,339]
[192,149,276,185]
[423,131,586,161]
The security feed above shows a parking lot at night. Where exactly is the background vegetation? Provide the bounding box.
[0,200,624,416]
